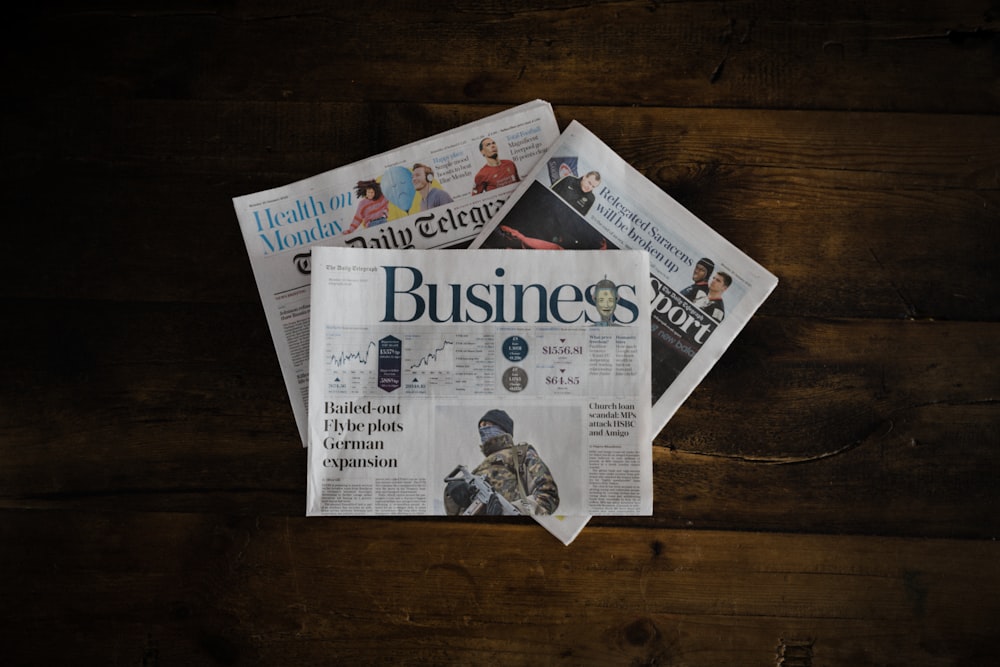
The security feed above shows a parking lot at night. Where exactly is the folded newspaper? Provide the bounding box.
[470,120,779,530]
[472,120,778,436]
[234,104,776,545]
[232,100,560,447]
[306,247,654,519]
[232,101,592,542]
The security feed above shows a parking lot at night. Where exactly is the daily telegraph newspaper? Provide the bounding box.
[306,247,653,519]
[471,120,779,439]
[232,100,560,447]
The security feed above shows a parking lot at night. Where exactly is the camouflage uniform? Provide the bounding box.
[444,410,560,516]
[470,433,559,515]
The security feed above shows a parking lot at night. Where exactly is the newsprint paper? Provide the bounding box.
[306,247,653,520]
[471,121,779,449]
[232,100,560,447]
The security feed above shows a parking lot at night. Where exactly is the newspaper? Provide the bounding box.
[306,247,654,520]
[232,100,560,447]
[471,120,779,448]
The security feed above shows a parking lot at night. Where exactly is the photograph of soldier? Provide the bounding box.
[411,162,454,212]
[345,179,389,234]
[680,257,714,302]
[592,276,620,326]
[471,137,521,194]
[551,170,601,215]
[692,271,731,322]
[443,409,559,516]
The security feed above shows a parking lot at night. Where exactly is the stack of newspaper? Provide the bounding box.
[233,100,777,545]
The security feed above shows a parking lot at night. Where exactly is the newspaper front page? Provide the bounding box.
[232,100,560,447]
[471,120,779,440]
[306,247,653,519]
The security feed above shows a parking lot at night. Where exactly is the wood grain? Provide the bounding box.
[3,303,996,537]
[6,105,997,322]
[1,2,997,664]
[4,510,998,666]
[7,2,997,112]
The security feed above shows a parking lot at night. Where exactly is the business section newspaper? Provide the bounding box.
[306,247,653,520]
[232,100,560,447]
[470,120,779,440]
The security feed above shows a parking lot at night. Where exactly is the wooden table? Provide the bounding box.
[3,3,997,665]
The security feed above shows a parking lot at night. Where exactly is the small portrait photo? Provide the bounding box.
[471,136,521,195]
[550,169,601,216]
[410,162,454,212]
[591,276,621,326]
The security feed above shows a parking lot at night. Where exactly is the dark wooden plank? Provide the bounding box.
[3,3,996,665]
[7,2,998,113]
[3,509,998,666]
[9,101,997,188]
[3,301,996,537]
[4,105,998,322]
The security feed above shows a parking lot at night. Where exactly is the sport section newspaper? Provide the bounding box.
[232,100,560,447]
[306,247,653,518]
[470,120,779,441]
